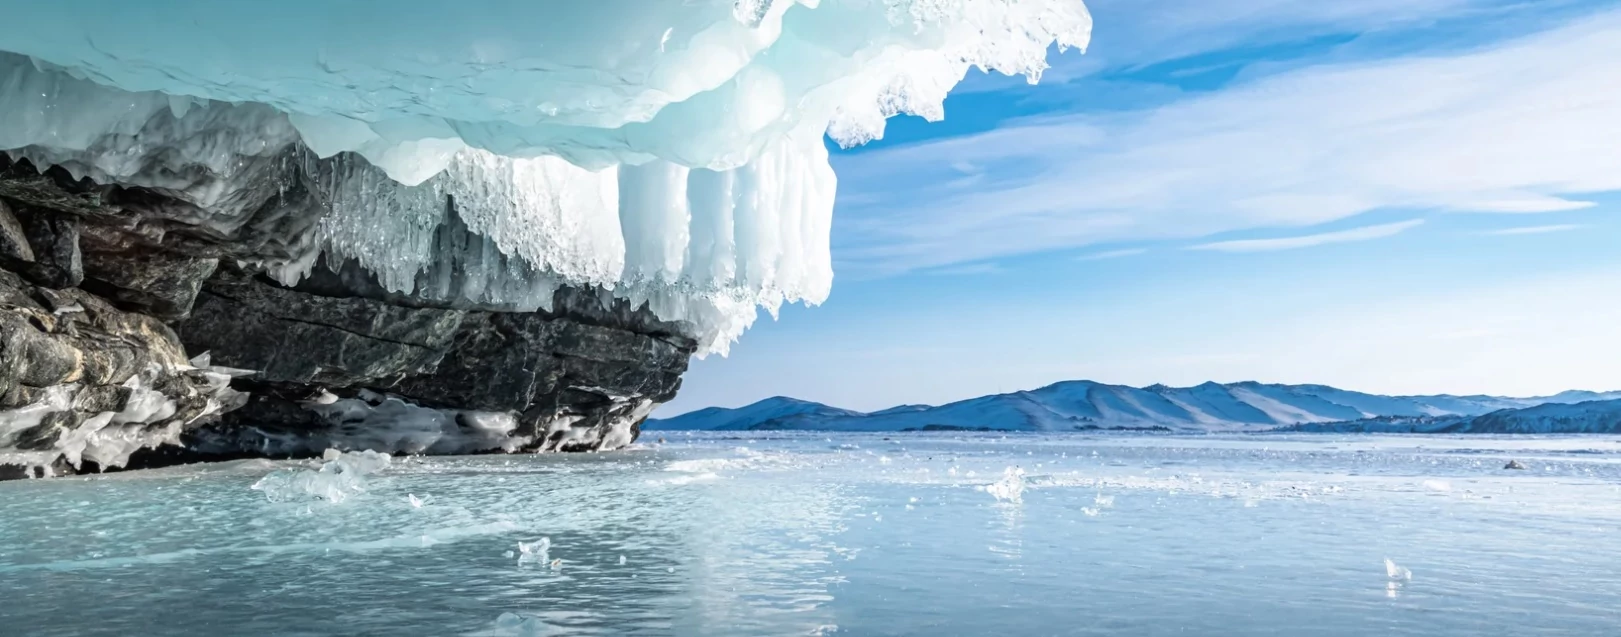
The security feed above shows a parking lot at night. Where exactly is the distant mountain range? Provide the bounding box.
[646,381,1621,434]
[1289,398,1621,434]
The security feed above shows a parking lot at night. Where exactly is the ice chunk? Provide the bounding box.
[1385,559,1412,599]
[489,612,576,636]
[983,467,1027,504]
[517,538,552,564]
[329,448,392,475]
[249,449,393,504]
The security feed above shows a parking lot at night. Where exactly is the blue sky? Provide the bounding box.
[662,0,1621,415]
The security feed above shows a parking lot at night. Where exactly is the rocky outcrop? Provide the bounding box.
[0,261,243,479]
[0,151,696,479]
[169,266,693,459]
[180,267,467,389]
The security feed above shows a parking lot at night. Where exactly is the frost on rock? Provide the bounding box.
[54,362,245,470]
[0,0,1090,354]
[0,279,250,482]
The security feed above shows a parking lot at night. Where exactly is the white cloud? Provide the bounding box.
[1465,197,1595,213]
[923,262,1004,276]
[835,8,1621,274]
[1481,223,1587,235]
[1189,219,1422,253]
[1078,247,1148,260]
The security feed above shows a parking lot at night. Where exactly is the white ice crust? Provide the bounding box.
[0,358,248,478]
[0,0,1090,353]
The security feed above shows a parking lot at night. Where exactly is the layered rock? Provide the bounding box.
[171,266,693,459]
[0,217,244,478]
[0,152,696,480]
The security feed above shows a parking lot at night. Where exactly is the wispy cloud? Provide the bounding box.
[1078,248,1148,260]
[835,8,1621,274]
[1189,220,1423,253]
[923,262,1005,276]
[1481,223,1588,236]
[959,0,1493,93]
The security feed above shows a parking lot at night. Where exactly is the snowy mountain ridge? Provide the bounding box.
[1288,398,1621,434]
[648,381,1621,433]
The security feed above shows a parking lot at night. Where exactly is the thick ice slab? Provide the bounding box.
[0,0,1091,352]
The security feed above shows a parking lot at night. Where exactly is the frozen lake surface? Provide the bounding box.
[3,432,1620,636]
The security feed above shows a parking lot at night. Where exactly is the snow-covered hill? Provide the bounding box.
[646,397,864,431]
[1290,398,1621,434]
[1465,399,1621,432]
[647,381,1621,433]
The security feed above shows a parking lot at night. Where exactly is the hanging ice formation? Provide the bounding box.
[0,0,1091,354]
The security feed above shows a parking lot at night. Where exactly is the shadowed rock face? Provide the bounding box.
[0,260,244,480]
[171,266,694,460]
[0,153,696,480]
